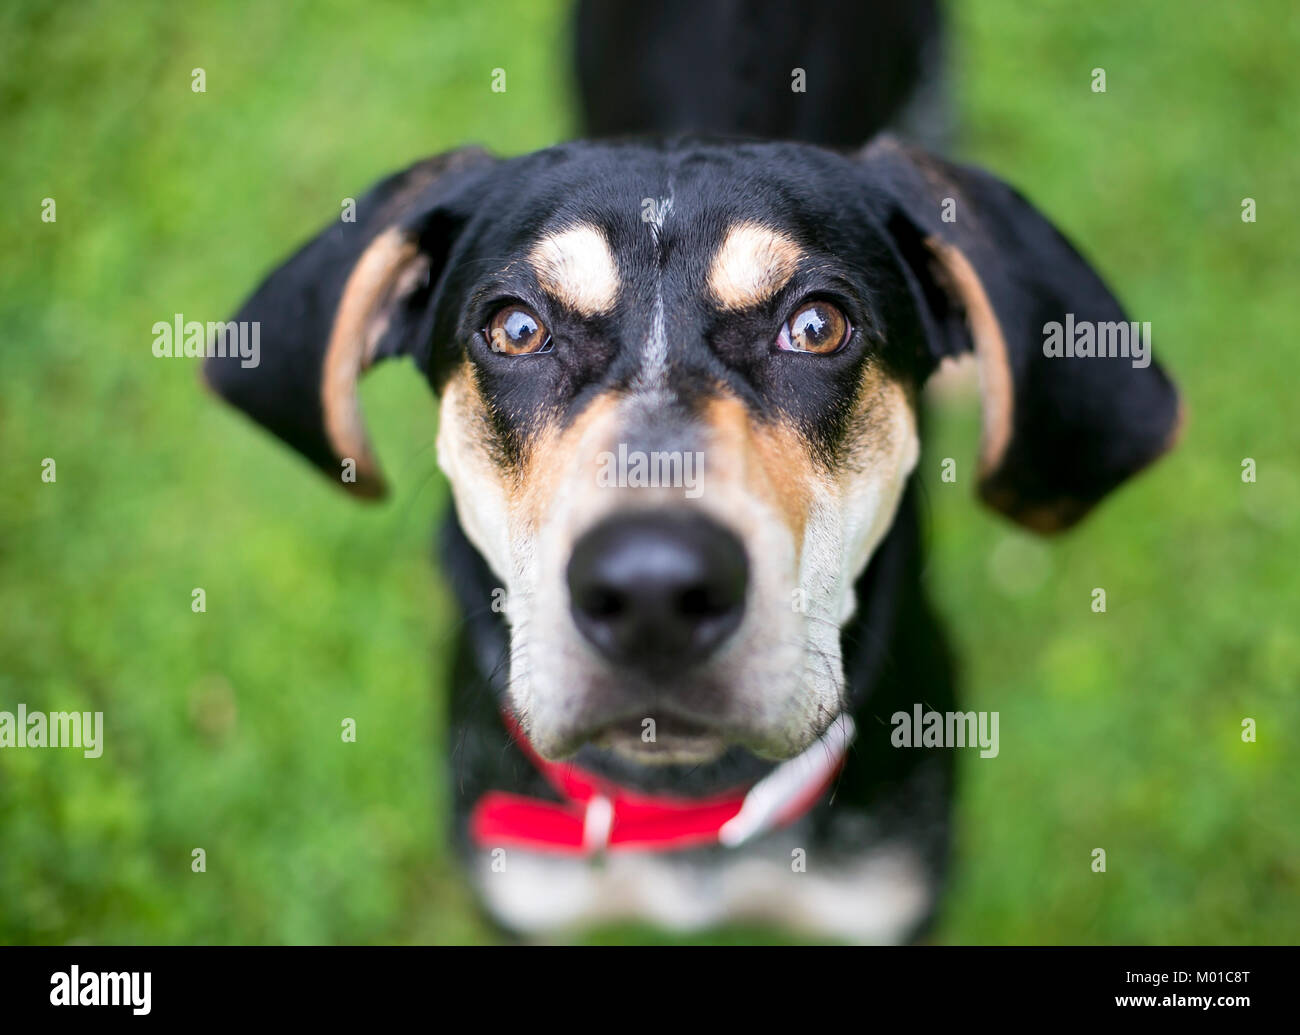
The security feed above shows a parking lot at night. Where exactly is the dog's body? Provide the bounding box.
[205,3,1179,942]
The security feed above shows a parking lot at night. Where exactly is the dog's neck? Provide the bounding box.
[438,485,918,797]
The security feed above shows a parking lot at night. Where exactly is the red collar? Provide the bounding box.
[470,714,855,856]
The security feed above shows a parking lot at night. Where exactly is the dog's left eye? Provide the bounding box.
[776,300,850,355]
[484,304,552,355]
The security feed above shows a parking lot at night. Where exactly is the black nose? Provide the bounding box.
[567,511,748,673]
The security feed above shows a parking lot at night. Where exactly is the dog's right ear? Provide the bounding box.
[859,137,1181,532]
[203,147,497,499]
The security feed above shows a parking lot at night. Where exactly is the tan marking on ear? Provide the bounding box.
[321,228,427,499]
[923,352,979,401]
[978,485,1088,534]
[528,224,620,316]
[1163,395,1189,454]
[924,237,1013,479]
[708,222,804,311]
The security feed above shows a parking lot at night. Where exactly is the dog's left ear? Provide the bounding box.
[203,147,497,499]
[860,137,1182,532]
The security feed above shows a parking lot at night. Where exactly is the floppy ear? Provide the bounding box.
[860,136,1182,532]
[203,147,496,499]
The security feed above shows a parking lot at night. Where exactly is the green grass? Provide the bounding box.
[1,0,1296,944]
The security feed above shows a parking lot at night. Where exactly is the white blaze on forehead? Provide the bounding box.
[635,181,673,388]
[527,223,620,316]
[708,222,804,311]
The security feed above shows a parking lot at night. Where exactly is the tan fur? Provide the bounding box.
[924,236,1013,479]
[832,367,919,600]
[702,395,814,545]
[708,222,804,311]
[435,366,521,587]
[512,393,623,533]
[528,223,620,316]
[321,227,427,498]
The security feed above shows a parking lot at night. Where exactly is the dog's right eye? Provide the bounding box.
[484,304,552,355]
[776,300,850,355]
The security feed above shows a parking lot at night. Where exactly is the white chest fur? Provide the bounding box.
[472,828,931,944]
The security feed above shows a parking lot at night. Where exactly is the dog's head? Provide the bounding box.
[206,137,1179,764]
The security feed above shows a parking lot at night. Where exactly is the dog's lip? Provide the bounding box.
[591,717,727,765]
[586,709,725,752]
[594,714,716,740]
[529,692,837,762]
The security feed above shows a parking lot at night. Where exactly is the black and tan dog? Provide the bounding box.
[205,2,1179,941]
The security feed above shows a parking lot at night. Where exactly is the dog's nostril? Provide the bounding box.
[677,583,733,619]
[566,510,748,672]
[581,586,626,620]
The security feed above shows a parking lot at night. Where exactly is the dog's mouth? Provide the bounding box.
[586,711,729,764]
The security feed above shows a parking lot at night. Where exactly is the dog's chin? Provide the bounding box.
[520,656,845,765]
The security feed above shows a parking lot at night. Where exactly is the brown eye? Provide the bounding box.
[484,304,551,355]
[777,300,850,355]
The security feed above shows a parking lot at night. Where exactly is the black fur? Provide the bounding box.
[575,0,944,149]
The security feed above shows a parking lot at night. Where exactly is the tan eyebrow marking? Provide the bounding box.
[527,223,620,316]
[708,222,804,311]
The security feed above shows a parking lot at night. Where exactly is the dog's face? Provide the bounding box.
[435,143,929,763]
[206,137,1180,765]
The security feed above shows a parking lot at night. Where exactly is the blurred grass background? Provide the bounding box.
[1,0,1296,944]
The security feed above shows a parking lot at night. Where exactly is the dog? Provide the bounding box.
[204,1,1180,942]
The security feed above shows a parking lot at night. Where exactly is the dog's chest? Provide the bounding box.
[471,824,931,944]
